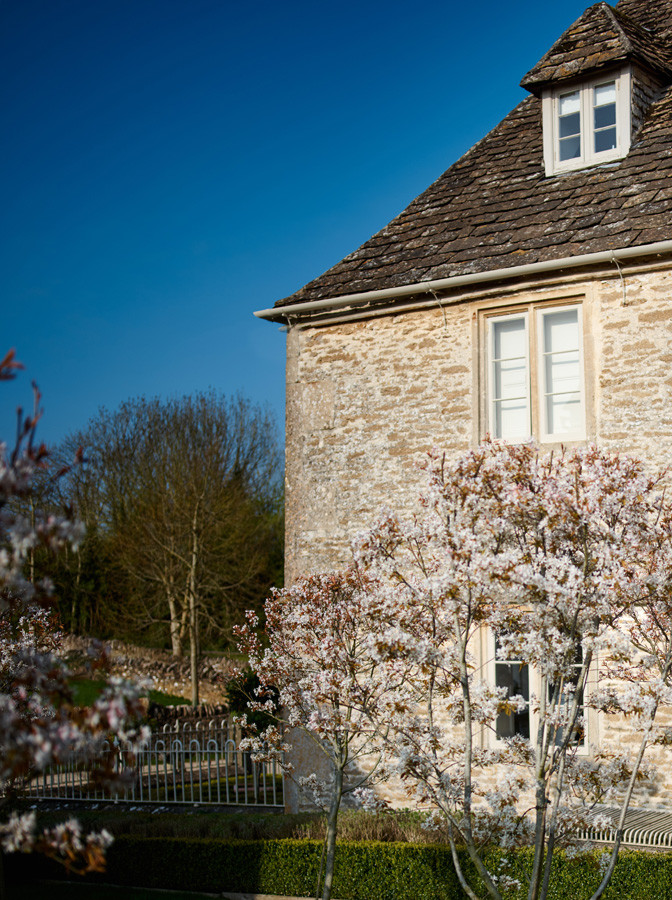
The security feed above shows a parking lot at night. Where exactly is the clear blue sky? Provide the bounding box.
[1,0,591,448]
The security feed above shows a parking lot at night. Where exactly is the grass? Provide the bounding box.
[71,678,187,708]
[26,807,443,844]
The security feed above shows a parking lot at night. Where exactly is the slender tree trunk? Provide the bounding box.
[75,548,82,633]
[189,503,200,707]
[528,672,550,900]
[179,602,189,651]
[190,599,199,707]
[28,496,35,587]
[321,765,343,900]
[167,590,182,658]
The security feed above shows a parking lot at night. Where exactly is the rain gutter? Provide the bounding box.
[254,240,672,323]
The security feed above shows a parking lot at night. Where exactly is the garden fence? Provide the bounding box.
[25,718,283,808]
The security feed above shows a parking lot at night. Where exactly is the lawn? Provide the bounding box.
[71,677,187,708]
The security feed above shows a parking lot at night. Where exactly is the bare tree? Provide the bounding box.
[56,392,282,703]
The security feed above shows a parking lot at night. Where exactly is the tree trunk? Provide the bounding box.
[190,599,199,707]
[75,548,82,633]
[189,503,200,707]
[28,495,36,589]
[167,590,183,658]
[321,765,343,900]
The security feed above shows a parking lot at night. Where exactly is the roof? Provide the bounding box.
[275,0,672,310]
[521,2,672,92]
[616,0,672,48]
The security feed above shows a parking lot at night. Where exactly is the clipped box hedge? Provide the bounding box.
[7,837,672,899]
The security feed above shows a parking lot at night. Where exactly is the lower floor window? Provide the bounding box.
[495,636,530,740]
[491,633,586,747]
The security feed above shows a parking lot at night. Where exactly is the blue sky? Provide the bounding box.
[1,0,591,449]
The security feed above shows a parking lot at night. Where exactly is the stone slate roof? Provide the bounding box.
[276,0,672,309]
[521,2,672,92]
[617,0,672,48]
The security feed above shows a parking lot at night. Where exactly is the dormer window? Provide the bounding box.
[558,81,617,161]
[542,69,631,176]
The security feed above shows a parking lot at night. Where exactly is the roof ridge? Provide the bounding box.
[610,3,672,77]
[603,2,635,55]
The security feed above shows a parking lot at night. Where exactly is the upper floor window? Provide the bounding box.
[486,303,585,443]
[542,69,631,175]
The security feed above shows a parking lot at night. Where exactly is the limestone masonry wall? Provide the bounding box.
[286,265,672,582]
[283,264,672,809]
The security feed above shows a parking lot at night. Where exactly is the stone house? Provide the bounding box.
[256,0,672,812]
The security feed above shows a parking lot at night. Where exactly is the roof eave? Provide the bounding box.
[256,240,672,323]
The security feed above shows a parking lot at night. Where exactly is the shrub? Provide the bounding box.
[7,836,672,899]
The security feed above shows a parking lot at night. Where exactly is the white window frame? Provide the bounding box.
[542,67,631,176]
[486,311,531,443]
[485,303,586,444]
[536,305,586,443]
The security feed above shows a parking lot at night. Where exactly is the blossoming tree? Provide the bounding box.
[235,569,407,900]
[353,441,672,900]
[0,350,148,896]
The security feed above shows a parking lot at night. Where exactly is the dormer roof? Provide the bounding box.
[521,2,672,94]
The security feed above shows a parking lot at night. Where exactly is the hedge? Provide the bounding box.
[7,837,672,899]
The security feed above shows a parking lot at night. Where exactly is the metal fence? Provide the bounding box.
[579,805,672,850]
[25,718,284,808]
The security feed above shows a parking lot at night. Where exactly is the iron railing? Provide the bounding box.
[579,805,672,850]
[25,718,283,808]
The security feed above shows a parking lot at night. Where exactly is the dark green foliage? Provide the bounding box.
[9,837,672,900]
[226,667,279,731]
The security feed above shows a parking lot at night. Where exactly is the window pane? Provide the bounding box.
[546,350,580,393]
[542,308,582,436]
[495,357,527,397]
[544,308,579,353]
[594,82,616,105]
[546,393,582,435]
[559,111,581,138]
[593,82,617,155]
[493,317,526,360]
[494,398,530,441]
[559,135,581,160]
[595,127,617,152]
[594,104,616,129]
[558,91,581,161]
[491,318,529,439]
[559,91,580,115]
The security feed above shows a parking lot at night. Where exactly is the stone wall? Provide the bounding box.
[285,301,473,583]
[282,260,672,810]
